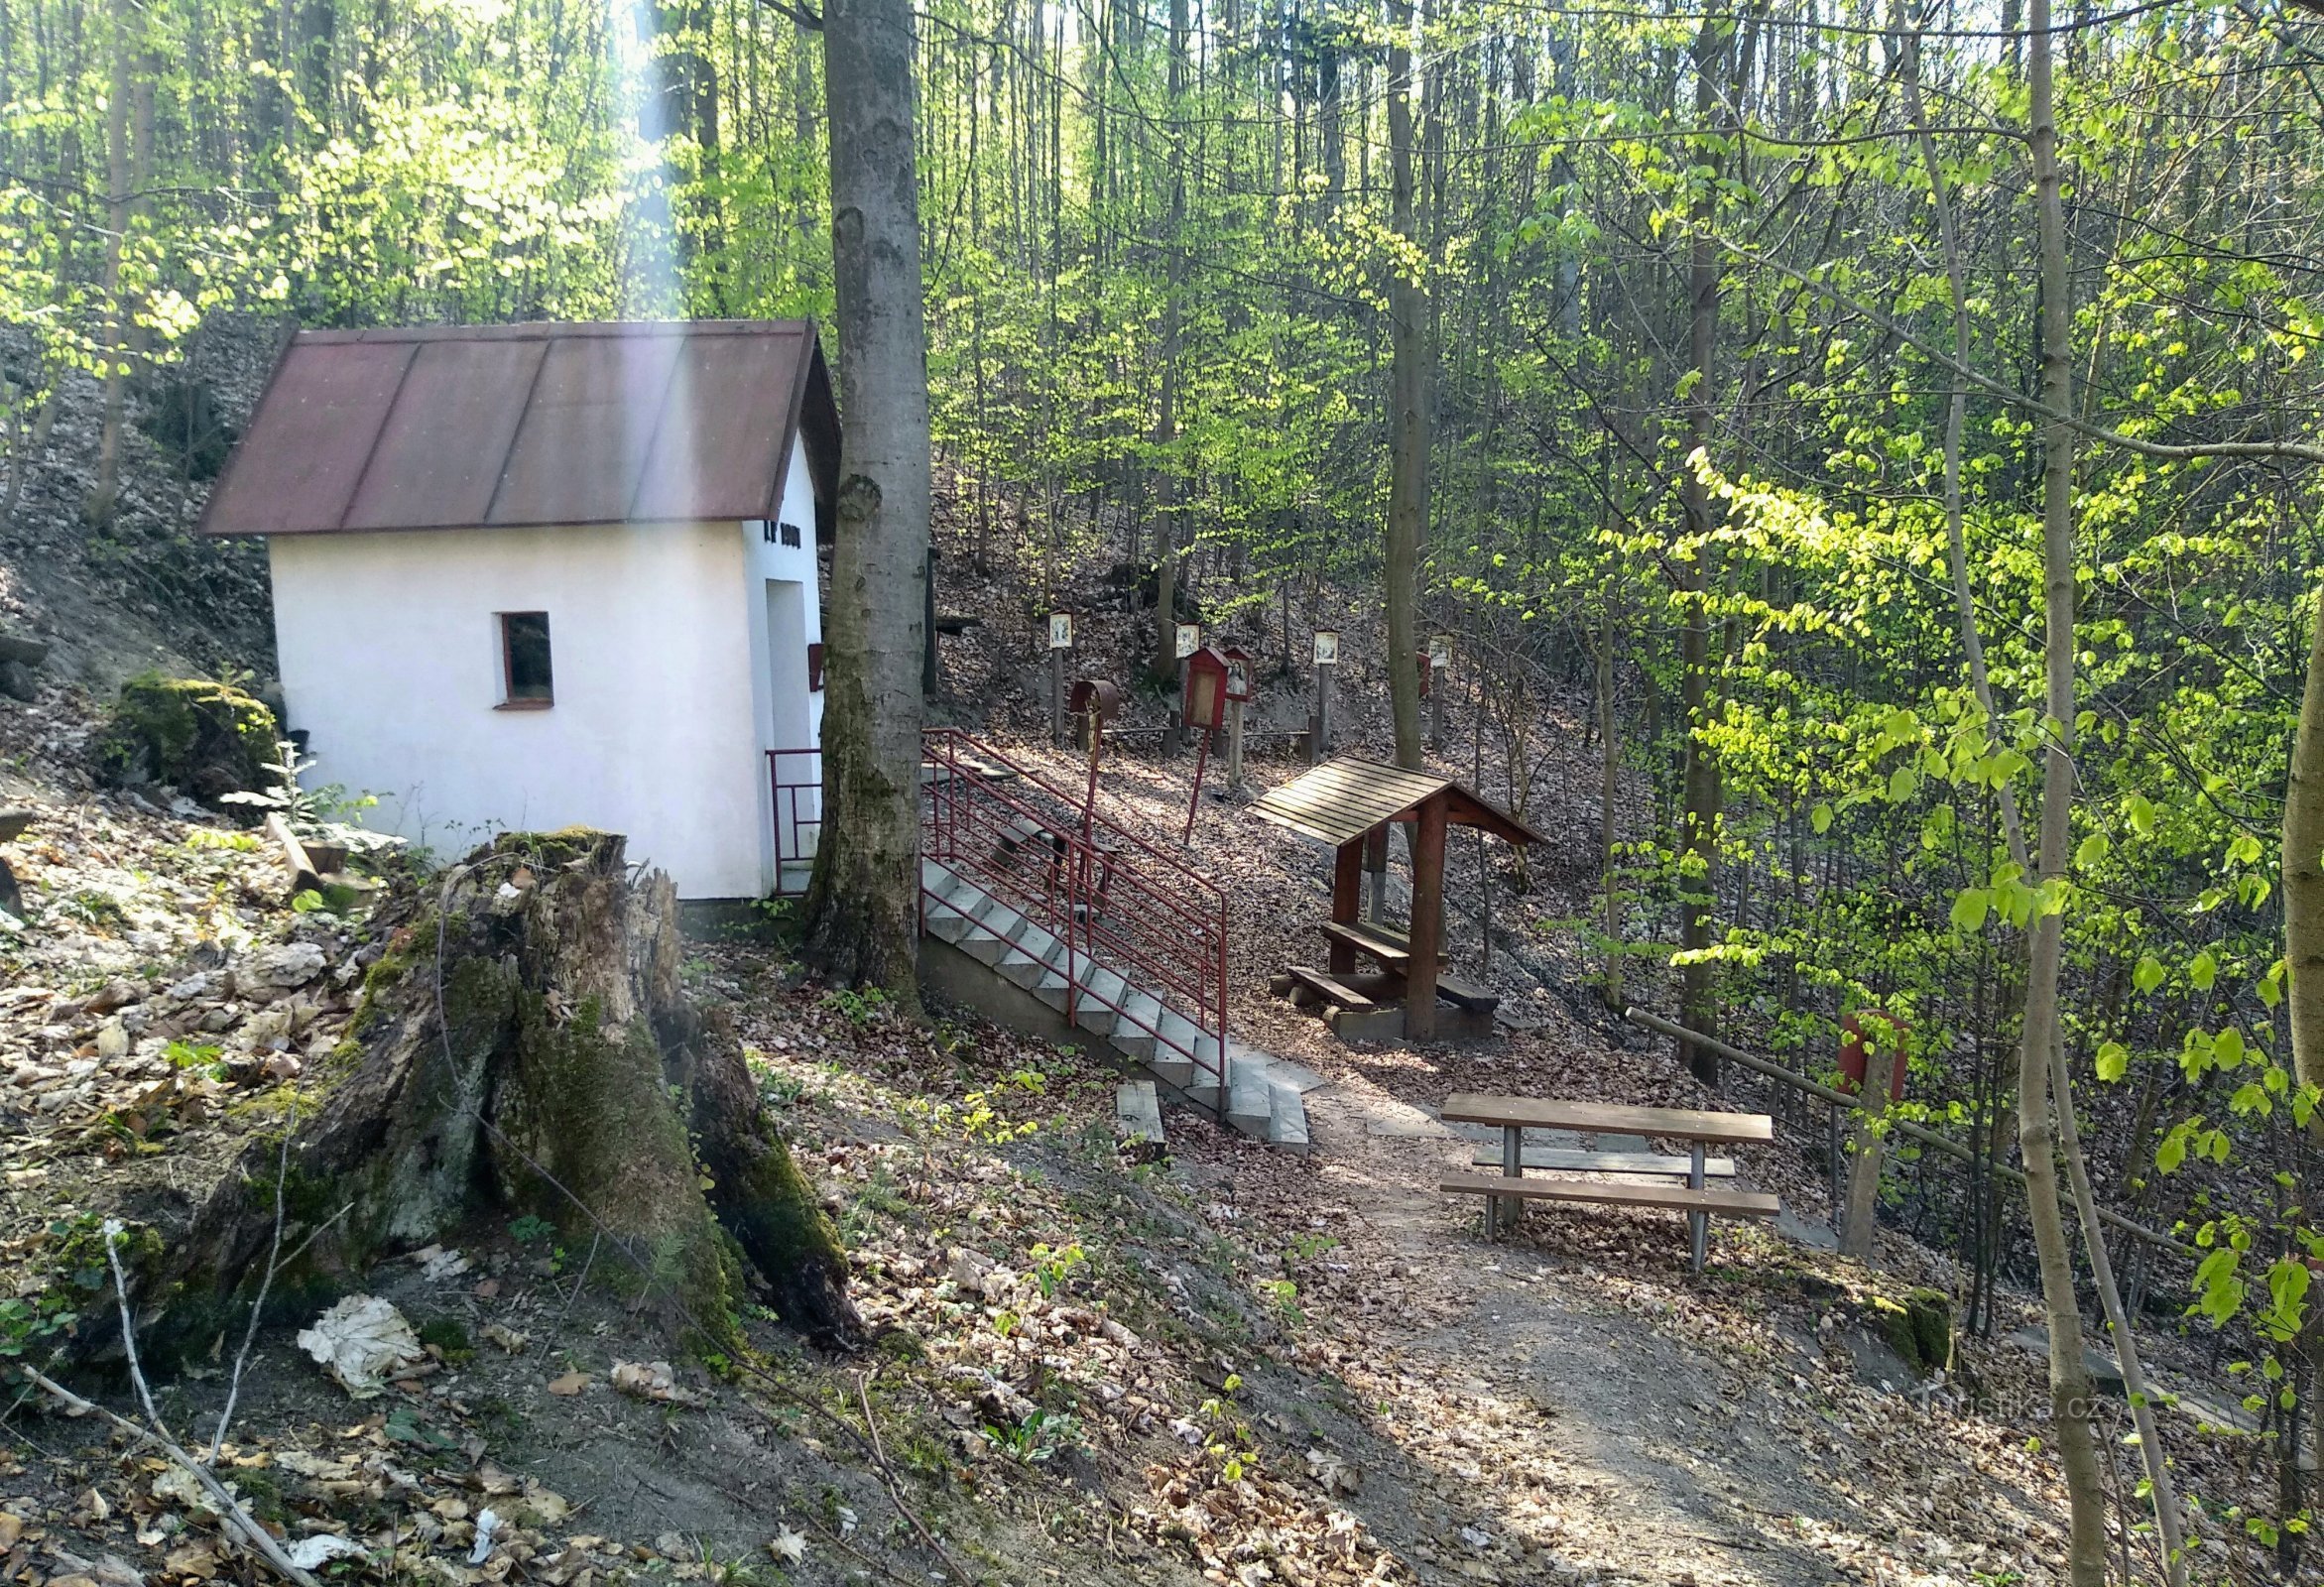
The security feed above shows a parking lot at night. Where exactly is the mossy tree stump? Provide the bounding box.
[131,831,858,1357]
[93,673,279,808]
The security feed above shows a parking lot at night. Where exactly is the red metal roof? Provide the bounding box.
[198,319,839,538]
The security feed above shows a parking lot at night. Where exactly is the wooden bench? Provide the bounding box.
[1283,964,1376,1012]
[1433,973,1499,1015]
[1439,1095,1776,1273]
[998,816,1120,916]
[1322,918,1447,974]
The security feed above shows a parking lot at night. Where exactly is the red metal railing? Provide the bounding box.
[768,747,822,897]
[920,728,1229,1105]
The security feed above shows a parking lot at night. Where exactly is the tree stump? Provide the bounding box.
[127,831,858,1359]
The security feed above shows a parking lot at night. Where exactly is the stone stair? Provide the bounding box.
[921,857,1310,1153]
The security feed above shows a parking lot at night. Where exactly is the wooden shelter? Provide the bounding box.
[1252,758,1541,1040]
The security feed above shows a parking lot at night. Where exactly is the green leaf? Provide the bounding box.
[2134,955,2164,995]
[1888,765,1917,802]
[2095,1041,2130,1082]
[2191,950,2218,993]
[1811,803,1833,836]
[2075,832,2109,870]
[2127,793,2155,836]
[1950,889,1991,932]
[2215,1028,2247,1068]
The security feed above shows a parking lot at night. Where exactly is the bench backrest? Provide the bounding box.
[1441,1093,1774,1145]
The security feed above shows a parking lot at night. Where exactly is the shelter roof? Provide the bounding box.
[1250,757,1543,848]
[197,319,838,540]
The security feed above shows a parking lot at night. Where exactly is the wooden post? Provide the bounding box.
[1428,654,1446,751]
[1405,798,1447,1040]
[1173,656,1191,755]
[1328,837,1364,975]
[1315,660,1335,757]
[1364,823,1390,923]
[1226,697,1246,789]
[1049,650,1064,745]
[1841,1046,1896,1260]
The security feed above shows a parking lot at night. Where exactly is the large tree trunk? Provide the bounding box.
[86,0,146,529]
[801,0,932,1002]
[2287,579,2324,1113]
[119,833,859,1361]
[1146,0,1190,686]
[2022,5,2111,1576]
[1383,0,1427,773]
[1675,10,1728,1086]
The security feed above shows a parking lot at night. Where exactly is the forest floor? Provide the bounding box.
[0,646,2305,1587]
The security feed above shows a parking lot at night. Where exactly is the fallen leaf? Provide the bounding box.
[546,1372,589,1397]
[768,1527,807,1565]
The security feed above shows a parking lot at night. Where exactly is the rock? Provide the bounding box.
[95,1021,129,1060]
[0,860,18,922]
[83,980,142,1016]
[244,941,326,989]
[0,663,35,703]
[91,673,279,808]
[0,809,32,844]
[0,633,47,668]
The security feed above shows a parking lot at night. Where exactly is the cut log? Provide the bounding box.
[118,831,860,1362]
[265,813,323,897]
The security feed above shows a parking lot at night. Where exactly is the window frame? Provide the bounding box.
[495,610,554,710]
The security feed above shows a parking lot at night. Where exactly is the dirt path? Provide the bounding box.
[1199,1074,2078,1587]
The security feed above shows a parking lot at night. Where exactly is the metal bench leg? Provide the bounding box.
[1688,1141,1708,1274]
[1497,1126,1522,1235]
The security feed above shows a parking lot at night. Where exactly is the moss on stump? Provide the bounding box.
[94,672,278,807]
[122,829,858,1363]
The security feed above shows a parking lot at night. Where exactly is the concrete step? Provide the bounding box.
[1268,1074,1310,1156]
[924,907,979,944]
[1116,1080,1164,1153]
[1226,1050,1274,1139]
[956,926,1014,967]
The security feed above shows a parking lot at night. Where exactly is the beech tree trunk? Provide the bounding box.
[802,0,932,1001]
[120,833,859,1361]
[1146,0,1189,685]
[87,0,147,528]
[1675,10,1728,1086]
[2287,583,2324,1115]
[1384,0,1427,773]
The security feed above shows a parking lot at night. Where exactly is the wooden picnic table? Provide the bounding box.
[1439,1094,1776,1272]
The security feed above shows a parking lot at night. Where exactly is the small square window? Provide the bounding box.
[498,612,553,708]
[780,521,802,549]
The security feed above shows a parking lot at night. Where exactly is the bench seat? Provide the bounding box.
[1470,1147,1734,1178]
[1284,964,1375,1011]
[1434,973,1499,1014]
[1439,1173,1777,1218]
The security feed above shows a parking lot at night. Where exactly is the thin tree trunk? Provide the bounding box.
[801,0,931,1003]
[1900,13,2185,1575]
[1599,592,1623,1007]
[2022,3,2110,1575]
[1383,0,1426,771]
